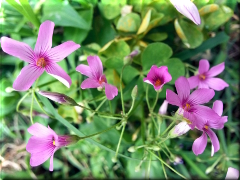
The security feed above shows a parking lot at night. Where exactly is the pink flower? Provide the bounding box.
[192,100,228,156]
[225,167,239,179]
[188,59,229,91]
[170,0,201,25]
[1,21,80,91]
[26,123,78,171]
[143,66,172,91]
[159,100,169,115]
[76,56,118,100]
[166,76,221,130]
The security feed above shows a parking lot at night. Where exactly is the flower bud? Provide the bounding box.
[131,85,138,100]
[151,145,161,151]
[38,90,78,106]
[159,100,168,115]
[128,146,136,152]
[123,50,139,66]
[168,121,191,138]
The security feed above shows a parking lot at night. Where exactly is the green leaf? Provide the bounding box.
[204,5,233,31]
[99,40,130,59]
[141,42,172,71]
[117,13,141,32]
[145,32,168,41]
[137,9,151,34]
[199,4,219,16]
[104,57,124,69]
[174,19,203,49]
[42,1,90,30]
[98,3,121,20]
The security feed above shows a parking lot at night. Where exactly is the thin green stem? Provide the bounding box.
[161,121,176,137]
[151,117,159,131]
[127,99,135,115]
[29,90,35,124]
[148,150,187,179]
[156,114,176,121]
[120,65,126,114]
[146,153,152,179]
[113,123,126,161]
[152,91,159,111]
[163,143,172,156]
[16,92,31,112]
[80,121,122,140]
[146,85,151,110]
[161,148,171,159]
[158,152,168,179]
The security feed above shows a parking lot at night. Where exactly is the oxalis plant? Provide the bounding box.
[1,0,239,179]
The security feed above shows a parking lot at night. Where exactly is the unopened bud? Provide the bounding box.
[128,146,136,152]
[168,121,191,138]
[123,50,140,66]
[135,165,141,172]
[159,100,168,115]
[97,86,103,91]
[131,85,138,100]
[38,90,78,106]
[111,157,117,163]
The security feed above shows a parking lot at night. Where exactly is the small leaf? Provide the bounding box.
[174,19,203,49]
[141,42,172,71]
[145,32,168,41]
[117,13,141,32]
[199,4,219,16]
[105,57,124,69]
[137,9,151,34]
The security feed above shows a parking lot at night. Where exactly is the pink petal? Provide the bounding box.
[188,89,214,105]
[192,132,207,155]
[26,136,53,154]
[45,63,72,88]
[34,21,54,56]
[145,65,159,83]
[46,41,80,62]
[205,128,220,156]
[187,75,199,89]
[159,100,168,115]
[49,148,59,171]
[87,56,103,79]
[206,78,229,91]
[173,121,191,136]
[81,78,100,89]
[76,64,93,78]
[170,0,201,25]
[105,83,118,100]
[13,64,44,91]
[207,62,225,77]
[198,81,209,89]
[175,76,190,103]
[28,123,56,137]
[1,37,35,63]
[166,89,181,107]
[212,100,223,116]
[198,59,210,74]
[226,167,239,179]
[183,111,198,129]
[30,146,55,167]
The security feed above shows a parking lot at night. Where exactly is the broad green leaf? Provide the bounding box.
[98,3,121,20]
[204,5,233,31]
[58,105,80,124]
[199,4,219,16]
[174,19,203,49]
[144,12,164,34]
[137,9,151,34]
[99,40,130,59]
[117,13,141,32]
[141,42,172,71]
[104,57,124,69]
[145,32,168,41]
[42,1,90,30]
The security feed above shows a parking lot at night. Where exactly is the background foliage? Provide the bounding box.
[0,0,239,179]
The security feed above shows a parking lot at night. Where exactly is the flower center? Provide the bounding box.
[183,103,191,111]
[199,74,206,80]
[154,79,162,87]
[53,140,55,146]
[183,117,192,124]
[204,125,209,130]
[36,57,46,68]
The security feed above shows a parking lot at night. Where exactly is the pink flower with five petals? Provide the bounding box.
[76,56,118,100]
[188,59,229,91]
[1,20,80,91]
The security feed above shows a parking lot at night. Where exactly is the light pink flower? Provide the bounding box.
[166,76,221,130]
[143,66,172,91]
[188,59,229,91]
[225,167,239,179]
[26,123,78,171]
[170,0,201,25]
[192,100,228,156]
[1,21,80,91]
[76,56,118,100]
[159,100,169,115]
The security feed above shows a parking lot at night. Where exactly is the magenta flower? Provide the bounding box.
[26,123,78,171]
[188,59,229,91]
[225,167,239,179]
[192,100,228,156]
[166,76,221,129]
[170,0,201,25]
[143,66,172,91]
[76,55,118,100]
[1,21,80,91]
